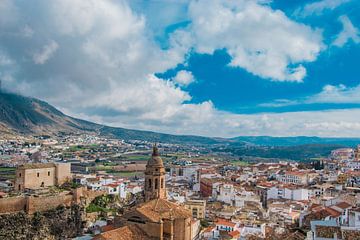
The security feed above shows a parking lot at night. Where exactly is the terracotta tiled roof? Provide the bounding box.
[335,202,352,209]
[135,198,192,222]
[309,204,322,211]
[228,230,240,237]
[257,182,274,188]
[100,225,116,232]
[215,219,236,228]
[307,207,341,221]
[92,225,149,240]
[324,207,341,218]
[283,231,306,240]
[284,171,306,176]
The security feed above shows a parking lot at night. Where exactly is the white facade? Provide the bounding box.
[346,161,360,170]
[119,182,127,198]
[330,205,351,225]
[277,172,308,185]
[349,209,360,228]
[308,187,324,199]
[293,188,309,200]
[267,186,308,201]
[170,166,200,183]
[127,185,142,195]
[240,224,266,238]
[217,184,234,204]
[104,184,120,195]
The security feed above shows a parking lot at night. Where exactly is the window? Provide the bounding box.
[37,173,40,177]
[18,185,21,191]
[155,178,158,189]
[41,182,44,187]
[48,171,50,176]
[19,173,21,177]
[148,179,152,189]
[161,178,164,188]
[192,208,198,217]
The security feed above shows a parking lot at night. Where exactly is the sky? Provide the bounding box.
[0,0,360,137]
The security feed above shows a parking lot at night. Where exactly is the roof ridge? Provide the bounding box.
[154,198,160,211]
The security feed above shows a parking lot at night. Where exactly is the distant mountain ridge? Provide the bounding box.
[0,91,98,134]
[0,91,221,144]
[231,136,360,147]
[0,91,359,146]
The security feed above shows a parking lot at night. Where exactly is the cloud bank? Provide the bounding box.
[0,0,359,137]
[181,0,323,82]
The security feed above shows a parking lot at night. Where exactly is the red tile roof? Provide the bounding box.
[215,219,236,228]
[324,207,342,218]
[335,202,352,209]
[228,230,240,237]
[135,198,192,222]
[93,225,149,240]
[101,225,116,232]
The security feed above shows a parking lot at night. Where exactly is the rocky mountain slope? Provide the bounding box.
[0,91,221,144]
[0,91,98,134]
[1,91,359,146]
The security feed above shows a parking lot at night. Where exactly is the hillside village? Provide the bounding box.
[1,135,360,239]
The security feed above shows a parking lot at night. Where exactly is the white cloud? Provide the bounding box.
[308,84,360,103]
[172,70,195,86]
[258,99,298,108]
[259,83,360,108]
[220,109,360,138]
[33,40,59,65]
[0,0,191,119]
[332,15,360,47]
[180,0,323,82]
[75,105,360,138]
[20,25,34,38]
[1,0,359,138]
[296,0,351,17]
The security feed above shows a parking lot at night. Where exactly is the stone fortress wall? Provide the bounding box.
[0,187,104,215]
[0,196,27,213]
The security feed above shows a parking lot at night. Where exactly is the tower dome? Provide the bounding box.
[147,145,164,167]
[144,144,166,201]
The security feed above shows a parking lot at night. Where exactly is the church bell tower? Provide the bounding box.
[144,145,166,201]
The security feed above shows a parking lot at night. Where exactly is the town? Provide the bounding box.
[1,134,360,240]
[1,0,359,239]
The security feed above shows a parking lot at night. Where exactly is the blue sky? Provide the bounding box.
[0,0,360,137]
[154,0,360,114]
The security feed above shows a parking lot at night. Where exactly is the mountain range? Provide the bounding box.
[0,91,359,147]
[0,91,220,144]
